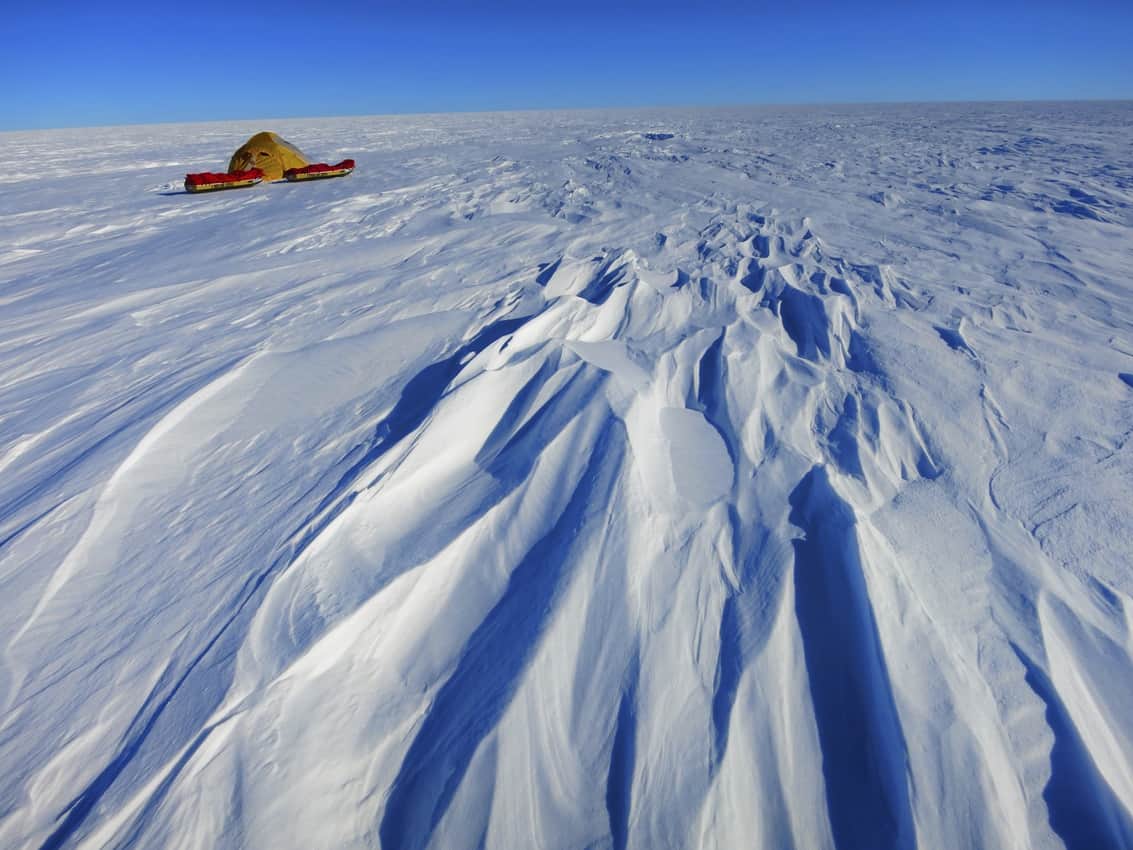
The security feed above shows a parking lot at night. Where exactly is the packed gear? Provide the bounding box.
[184,168,264,193]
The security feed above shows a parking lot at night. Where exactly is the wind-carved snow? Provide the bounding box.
[1,103,1132,850]
[658,407,732,507]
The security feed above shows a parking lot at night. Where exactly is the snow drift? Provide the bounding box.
[1,102,1132,850]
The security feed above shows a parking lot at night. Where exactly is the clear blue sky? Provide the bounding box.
[2,0,1131,130]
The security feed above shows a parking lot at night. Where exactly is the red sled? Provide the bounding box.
[284,159,355,182]
[184,168,264,193]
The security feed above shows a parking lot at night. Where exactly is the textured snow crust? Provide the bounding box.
[1,103,1132,850]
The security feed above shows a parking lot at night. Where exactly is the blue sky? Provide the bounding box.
[2,0,1131,129]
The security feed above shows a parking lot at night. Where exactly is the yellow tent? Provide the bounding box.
[228,132,309,181]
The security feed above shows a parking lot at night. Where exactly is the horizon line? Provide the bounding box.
[3,96,1131,135]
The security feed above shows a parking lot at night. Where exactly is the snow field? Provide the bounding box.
[0,103,1132,849]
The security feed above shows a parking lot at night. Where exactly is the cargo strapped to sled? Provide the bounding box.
[284,159,355,182]
[184,168,265,193]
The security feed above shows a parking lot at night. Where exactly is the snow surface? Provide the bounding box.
[1,102,1132,850]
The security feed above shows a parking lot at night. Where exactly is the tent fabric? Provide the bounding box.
[227,132,309,181]
[185,168,264,187]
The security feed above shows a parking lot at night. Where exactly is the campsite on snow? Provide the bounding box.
[182,132,355,193]
[1,100,1132,850]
